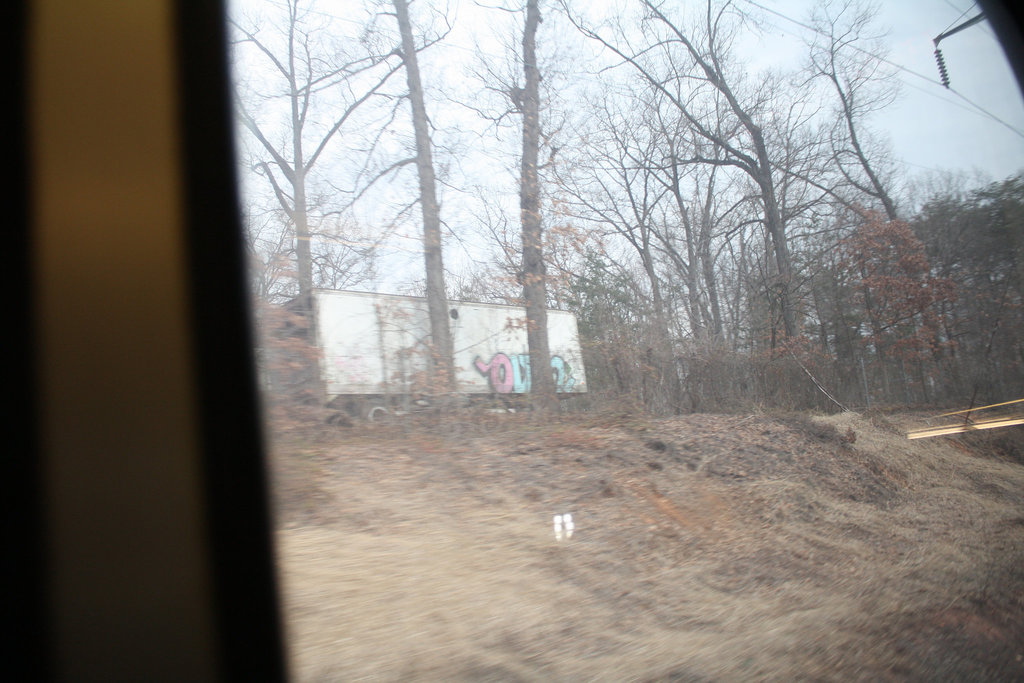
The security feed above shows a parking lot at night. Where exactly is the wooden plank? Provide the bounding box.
[907,415,1024,439]
[933,397,1024,418]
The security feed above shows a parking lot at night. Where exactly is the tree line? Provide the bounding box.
[231,0,1023,415]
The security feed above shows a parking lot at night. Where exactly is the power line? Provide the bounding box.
[237,0,1024,140]
[948,90,1024,138]
[740,0,940,85]
[894,58,1021,136]
[945,1,999,41]
[938,0,977,36]
[739,0,1024,139]
[901,74,986,115]
[934,12,986,44]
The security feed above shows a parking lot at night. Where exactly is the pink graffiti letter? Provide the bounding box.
[473,353,515,393]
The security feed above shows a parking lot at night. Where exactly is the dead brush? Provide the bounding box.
[777,412,847,445]
[272,409,1024,680]
[959,428,1024,465]
[541,424,609,450]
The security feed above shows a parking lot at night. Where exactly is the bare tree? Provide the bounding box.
[520,0,558,410]
[806,0,900,220]
[555,92,683,410]
[564,0,800,338]
[557,94,669,329]
[391,0,456,394]
[231,0,403,314]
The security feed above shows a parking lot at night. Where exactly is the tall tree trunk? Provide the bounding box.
[292,175,313,301]
[697,170,723,341]
[291,170,320,369]
[700,237,723,340]
[393,0,455,395]
[753,138,797,339]
[288,17,315,340]
[841,98,899,221]
[288,58,319,393]
[640,239,682,413]
[520,0,556,411]
[662,162,705,340]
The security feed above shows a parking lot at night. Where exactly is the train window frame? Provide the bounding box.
[13,0,1024,679]
[175,1,287,679]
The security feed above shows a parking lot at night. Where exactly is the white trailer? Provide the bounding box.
[311,289,586,413]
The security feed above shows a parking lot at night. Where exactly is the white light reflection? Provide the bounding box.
[553,513,574,541]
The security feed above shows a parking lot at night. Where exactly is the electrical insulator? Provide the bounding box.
[934,48,951,88]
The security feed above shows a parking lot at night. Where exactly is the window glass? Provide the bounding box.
[228,1,1024,679]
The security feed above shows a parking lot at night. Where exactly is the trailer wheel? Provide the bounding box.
[366,405,390,422]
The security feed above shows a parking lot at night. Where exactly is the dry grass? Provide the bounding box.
[268,411,1024,681]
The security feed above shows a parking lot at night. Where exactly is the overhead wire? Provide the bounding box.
[739,0,1024,139]
[938,0,995,40]
[243,0,1022,136]
[937,0,977,36]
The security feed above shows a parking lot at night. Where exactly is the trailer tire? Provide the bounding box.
[366,405,390,422]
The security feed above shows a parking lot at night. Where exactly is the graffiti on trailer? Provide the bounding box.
[472,353,577,393]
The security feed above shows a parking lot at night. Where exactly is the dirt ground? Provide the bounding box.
[267,409,1024,681]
